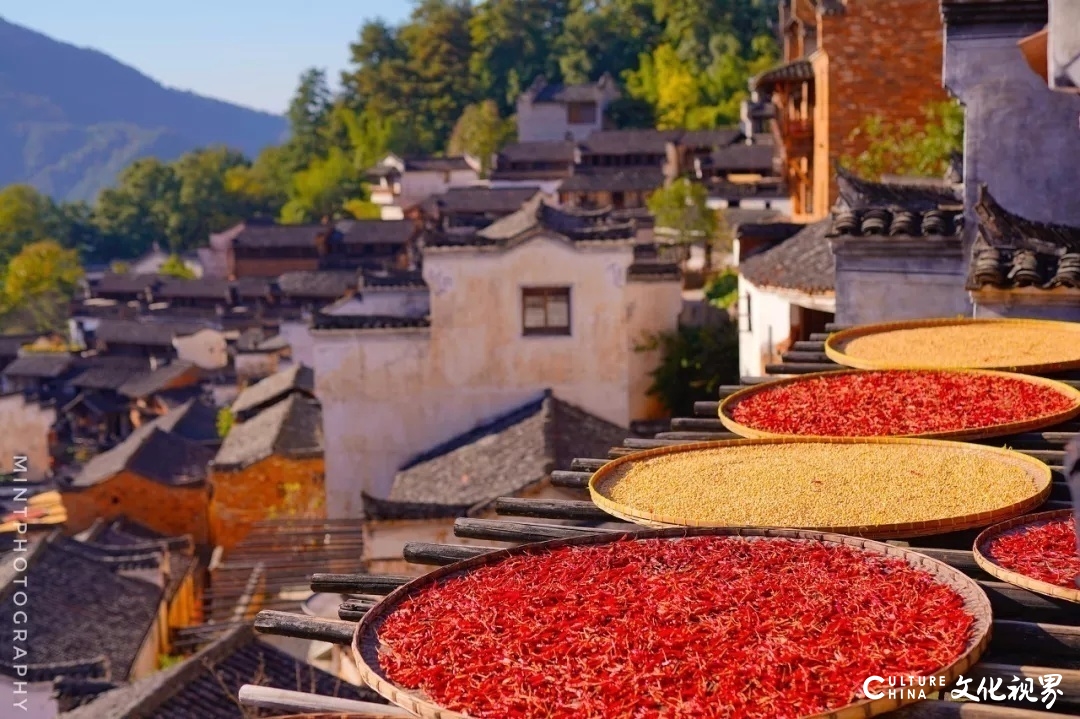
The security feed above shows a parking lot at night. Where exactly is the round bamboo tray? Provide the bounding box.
[718,369,1080,441]
[824,317,1080,373]
[352,527,993,719]
[589,438,1051,539]
[973,509,1080,604]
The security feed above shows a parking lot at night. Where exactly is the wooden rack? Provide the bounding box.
[246,363,1080,718]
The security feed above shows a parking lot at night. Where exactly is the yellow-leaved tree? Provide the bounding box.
[1,240,83,332]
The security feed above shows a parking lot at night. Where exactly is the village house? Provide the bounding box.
[202,218,416,279]
[126,243,203,277]
[516,74,621,143]
[0,528,191,719]
[209,365,323,549]
[60,402,216,542]
[0,392,56,479]
[752,0,948,219]
[489,140,576,192]
[313,197,683,517]
[54,623,386,718]
[362,389,628,575]
[418,185,545,235]
[366,153,484,219]
[232,327,292,384]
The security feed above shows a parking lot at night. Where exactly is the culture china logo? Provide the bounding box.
[862,674,1064,709]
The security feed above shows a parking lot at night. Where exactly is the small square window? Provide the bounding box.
[522,287,571,336]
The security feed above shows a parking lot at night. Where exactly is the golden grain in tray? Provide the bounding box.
[589,438,1051,538]
[824,318,1080,371]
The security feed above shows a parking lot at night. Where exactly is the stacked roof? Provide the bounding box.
[739,220,835,294]
[230,364,315,419]
[828,166,965,239]
[214,393,322,471]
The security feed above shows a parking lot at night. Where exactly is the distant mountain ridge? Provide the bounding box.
[0,17,288,202]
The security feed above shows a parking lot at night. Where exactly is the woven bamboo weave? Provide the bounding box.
[824,317,1080,373]
[588,438,1051,539]
[718,369,1080,441]
[973,509,1080,604]
[351,527,992,719]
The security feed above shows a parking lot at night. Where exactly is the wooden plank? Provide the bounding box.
[809,333,832,341]
[454,517,620,543]
[765,363,845,374]
[549,470,592,490]
[890,701,1073,717]
[494,497,614,522]
[693,401,721,417]
[238,686,411,717]
[339,598,378,621]
[964,663,1080,710]
[570,458,609,472]
[992,620,1080,660]
[978,581,1080,625]
[781,351,832,362]
[404,542,493,566]
[253,610,355,645]
[792,341,826,351]
[310,573,414,595]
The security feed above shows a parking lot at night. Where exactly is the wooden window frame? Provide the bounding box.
[521,287,572,337]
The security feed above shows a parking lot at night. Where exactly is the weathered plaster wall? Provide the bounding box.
[235,352,279,382]
[831,239,971,325]
[173,329,228,370]
[517,101,576,143]
[625,278,686,420]
[62,471,211,542]
[0,394,55,480]
[315,237,680,516]
[209,456,325,550]
[738,278,795,378]
[945,20,1080,262]
[972,290,1080,321]
[278,321,314,368]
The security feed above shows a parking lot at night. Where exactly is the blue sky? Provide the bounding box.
[1,0,414,115]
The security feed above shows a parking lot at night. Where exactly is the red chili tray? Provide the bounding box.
[353,527,992,719]
[974,509,1080,604]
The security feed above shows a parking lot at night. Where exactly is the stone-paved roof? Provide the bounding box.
[2,352,75,379]
[739,220,834,294]
[277,270,358,299]
[422,186,543,216]
[118,360,198,398]
[336,219,415,246]
[366,390,627,520]
[751,58,814,91]
[213,393,322,470]
[94,318,212,347]
[231,364,315,418]
[968,184,1080,290]
[437,195,636,248]
[72,411,214,488]
[56,624,385,719]
[559,167,666,193]
[0,537,162,682]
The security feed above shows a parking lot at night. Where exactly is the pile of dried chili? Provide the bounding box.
[985,516,1080,588]
[727,370,1075,437]
[378,536,974,718]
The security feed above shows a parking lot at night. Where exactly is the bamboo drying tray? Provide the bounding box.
[824,317,1080,372]
[974,509,1080,604]
[589,438,1051,538]
[718,368,1080,441]
[352,527,993,719]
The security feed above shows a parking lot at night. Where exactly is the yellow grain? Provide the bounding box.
[598,444,1040,529]
[838,323,1080,369]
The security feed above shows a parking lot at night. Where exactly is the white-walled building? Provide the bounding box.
[312,198,682,516]
[516,74,620,143]
[366,154,484,219]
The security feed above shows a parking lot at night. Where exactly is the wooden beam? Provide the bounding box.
[339,598,378,621]
[310,573,415,595]
[237,686,411,717]
[404,542,493,566]
[494,497,618,522]
[454,517,620,543]
[891,702,1075,718]
[253,610,355,645]
[991,620,1080,660]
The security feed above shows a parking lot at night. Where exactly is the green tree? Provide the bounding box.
[649,178,723,270]
[216,407,234,438]
[1,240,83,332]
[159,254,196,279]
[284,68,334,171]
[0,185,55,263]
[843,100,965,180]
[92,158,181,257]
[447,101,516,175]
[557,0,660,85]
[638,323,739,416]
[280,148,364,223]
[470,0,570,112]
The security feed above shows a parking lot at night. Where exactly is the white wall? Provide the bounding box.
[516,102,575,143]
[737,278,793,378]
[314,236,681,516]
[173,329,228,370]
[325,290,430,318]
[0,394,55,480]
[279,321,315,369]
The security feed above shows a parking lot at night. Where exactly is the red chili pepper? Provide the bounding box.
[985,516,1080,588]
[377,536,974,718]
[728,371,1074,437]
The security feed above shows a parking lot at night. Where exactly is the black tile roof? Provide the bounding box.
[231,364,315,418]
[79,517,195,602]
[0,333,42,358]
[2,353,75,379]
[529,74,615,103]
[739,219,835,293]
[559,167,666,193]
[403,156,475,172]
[213,393,322,470]
[335,219,414,246]
[94,318,213,347]
[72,410,214,488]
[836,166,963,212]
[93,273,161,296]
[829,208,964,237]
[118,360,198,398]
[432,196,637,249]
[312,314,432,330]
[677,129,744,149]
[56,624,385,719]
[941,0,1047,26]
[158,398,220,445]
[0,538,162,682]
[967,184,1080,290]
[359,269,428,290]
[497,140,577,164]
[70,357,150,390]
[422,186,543,215]
[705,141,777,173]
[231,223,327,249]
[276,270,358,299]
[829,167,965,238]
[367,390,627,520]
[578,129,682,156]
[751,58,814,91]
[155,278,233,300]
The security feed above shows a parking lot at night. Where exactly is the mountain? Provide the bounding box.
[0,17,288,202]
